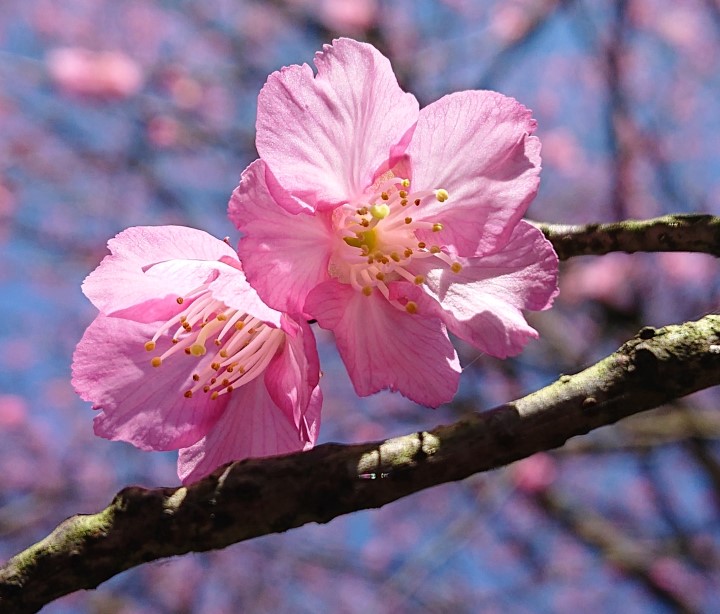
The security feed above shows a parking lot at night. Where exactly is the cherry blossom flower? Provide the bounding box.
[230,38,558,407]
[46,47,144,99]
[72,226,321,483]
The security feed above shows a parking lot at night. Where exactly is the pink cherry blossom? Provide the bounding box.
[229,38,558,407]
[72,225,321,483]
[46,47,144,99]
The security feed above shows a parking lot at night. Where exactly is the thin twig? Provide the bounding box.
[534,214,720,260]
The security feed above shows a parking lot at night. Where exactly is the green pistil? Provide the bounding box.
[343,228,378,252]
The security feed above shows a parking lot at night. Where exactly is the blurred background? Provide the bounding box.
[1,0,720,612]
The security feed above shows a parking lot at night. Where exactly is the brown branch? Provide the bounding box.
[534,214,720,260]
[1,315,719,613]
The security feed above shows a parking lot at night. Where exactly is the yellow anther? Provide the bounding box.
[432,223,443,232]
[203,385,210,393]
[405,301,418,314]
[151,357,162,368]
[370,203,390,219]
[430,246,441,254]
[401,199,408,206]
[144,341,156,352]
[381,192,389,200]
[190,344,206,357]
[184,390,193,398]
[404,217,412,224]
[401,178,410,188]
[211,362,221,371]
[399,190,408,198]
[451,262,463,273]
[367,256,374,264]
[391,252,401,262]
[219,349,228,358]
[362,286,373,296]
[435,189,449,202]
[376,272,385,281]
[417,241,426,249]
[404,248,413,258]
[176,297,184,304]
[211,391,219,400]
[414,275,425,285]
[356,207,368,215]
[235,321,245,330]
[217,313,227,321]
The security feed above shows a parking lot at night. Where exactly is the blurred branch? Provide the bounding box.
[531,488,701,613]
[559,406,720,454]
[534,214,720,260]
[1,316,720,613]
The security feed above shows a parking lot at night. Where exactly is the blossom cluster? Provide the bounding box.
[72,39,558,484]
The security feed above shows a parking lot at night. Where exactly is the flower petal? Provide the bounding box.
[72,315,227,451]
[422,221,559,357]
[256,38,419,209]
[305,280,460,407]
[230,160,334,314]
[407,91,541,256]
[208,257,282,327]
[264,317,321,429]
[83,225,238,321]
[177,375,320,484]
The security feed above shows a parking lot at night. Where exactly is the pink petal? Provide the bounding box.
[255,38,419,210]
[230,160,333,315]
[177,375,320,484]
[407,91,541,256]
[83,225,238,321]
[72,315,227,451]
[422,221,559,358]
[208,258,282,327]
[264,318,321,429]
[305,280,460,407]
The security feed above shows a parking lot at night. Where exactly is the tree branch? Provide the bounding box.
[534,214,720,260]
[2,315,719,613]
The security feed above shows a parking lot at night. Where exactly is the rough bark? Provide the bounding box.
[1,315,719,613]
[535,214,720,260]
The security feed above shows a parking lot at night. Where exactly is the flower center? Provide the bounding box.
[330,175,461,313]
[143,284,284,400]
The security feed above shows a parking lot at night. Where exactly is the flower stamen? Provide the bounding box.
[145,286,284,400]
[329,176,455,311]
